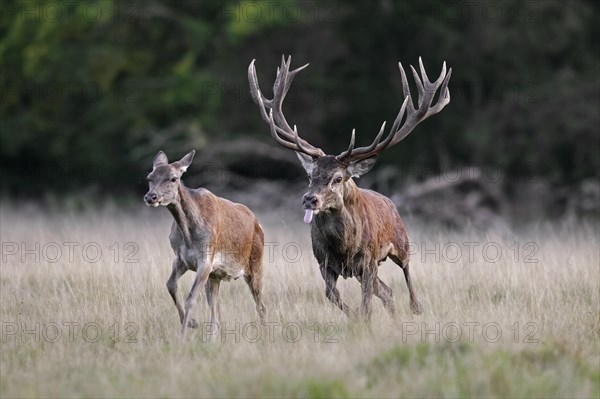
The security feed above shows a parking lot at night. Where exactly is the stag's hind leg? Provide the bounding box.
[389,255,423,315]
[375,278,396,315]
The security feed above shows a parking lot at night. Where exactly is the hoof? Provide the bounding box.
[187,318,199,329]
[410,301,423,315]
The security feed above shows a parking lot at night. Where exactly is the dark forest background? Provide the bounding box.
[1,0,599,223]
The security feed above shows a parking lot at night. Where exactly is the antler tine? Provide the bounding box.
[432,67,452,111]
[337,129,356,160]
[389,95,410,134]
[290,63,310,78]
[337,121,389,163]
[418,57,429,85]
[337,58,451,164]
[248,60,272,122]
[409,64,425,110]
[424,65,452,116]
[434,61,447,86]
[399,63,415,114]
[248,56,324,158]
[363,121,389,152]
[442,68,452,100]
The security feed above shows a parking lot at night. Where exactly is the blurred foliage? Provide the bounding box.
[0,0,598,197]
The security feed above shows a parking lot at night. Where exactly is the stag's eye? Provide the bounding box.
[170,177,177,183]
[334,176,343,184]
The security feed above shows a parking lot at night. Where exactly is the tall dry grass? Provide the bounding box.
[1,204,598,398]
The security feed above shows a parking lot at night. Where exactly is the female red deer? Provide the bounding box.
[144,150,265,338]
[248,56,451,320]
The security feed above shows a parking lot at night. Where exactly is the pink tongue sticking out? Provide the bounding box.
[303,209,314,224]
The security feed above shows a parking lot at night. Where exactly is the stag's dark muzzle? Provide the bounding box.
[302,193,320,223]
[302,193,318,210]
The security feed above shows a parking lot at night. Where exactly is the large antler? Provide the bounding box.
[248,56,325,158]
[336,57,452,164]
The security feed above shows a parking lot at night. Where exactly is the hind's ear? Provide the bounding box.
[153,151,168,168]
[175,150,195,174]
[346,155,377,178]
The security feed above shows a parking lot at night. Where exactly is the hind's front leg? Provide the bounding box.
[181,260,211,338]
[166,258,198,328]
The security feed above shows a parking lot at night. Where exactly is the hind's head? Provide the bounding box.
[144,150,195,207]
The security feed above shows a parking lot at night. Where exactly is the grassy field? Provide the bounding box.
[1,204,599,398]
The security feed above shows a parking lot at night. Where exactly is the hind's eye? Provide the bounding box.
[334,176,343,184]
[171,177,177,183]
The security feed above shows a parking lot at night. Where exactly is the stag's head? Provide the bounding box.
[144,150,195,207]
[296,154,377,220]
[248,56,452,223]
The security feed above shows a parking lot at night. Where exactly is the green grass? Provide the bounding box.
[1,205,599,398]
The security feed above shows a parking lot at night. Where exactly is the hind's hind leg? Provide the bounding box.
[245,229,266,322]
[205,278,221,341]
[244,273,266,322]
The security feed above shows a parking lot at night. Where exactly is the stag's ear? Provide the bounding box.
[153,151,168,168]
[346,155,377,178]
[175,150,195,174]
[296,152,314,175]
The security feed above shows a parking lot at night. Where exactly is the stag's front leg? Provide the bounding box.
[320,266,352,317]
[181,261,212,339]
[360,267,377,321]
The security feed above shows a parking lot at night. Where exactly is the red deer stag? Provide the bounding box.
[248,56,451,320]
[144,150,265,338]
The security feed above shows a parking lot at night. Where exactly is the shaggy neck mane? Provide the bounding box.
[342,179,361,210]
